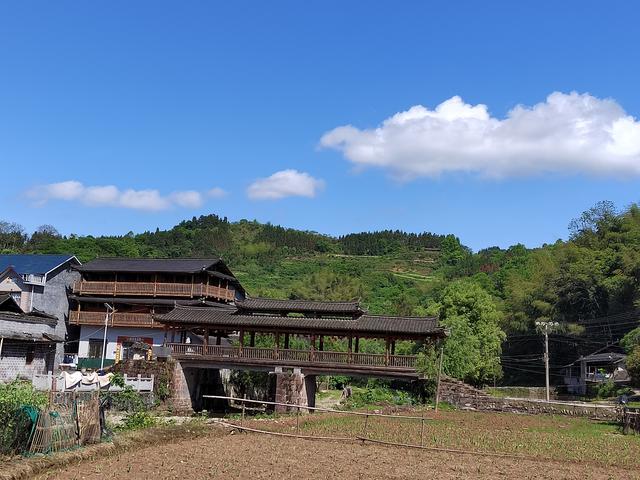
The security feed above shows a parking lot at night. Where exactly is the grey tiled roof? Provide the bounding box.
[157,305,444,337]
[76,257,224,274]
[581,352,626,363]
[0,254,78,275]
[236,297,363,314]
[0,310,58,326]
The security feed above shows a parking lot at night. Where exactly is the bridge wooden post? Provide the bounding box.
[355,336,359,353]
[310,335,316,361]
[348,336,353,363]
[385,337,390,366]
[250,331,255,348]
[203,328,209,351]
[284,333,290,350]
[275,333,280,359]
[319,335,324,351]
[239,329,244,354]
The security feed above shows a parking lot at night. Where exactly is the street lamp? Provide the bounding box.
[100,303,115,371]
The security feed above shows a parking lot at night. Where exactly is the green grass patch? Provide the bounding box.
[242,409,640,468]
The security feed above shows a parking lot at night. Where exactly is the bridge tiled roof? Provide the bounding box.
[236,297,363,315]
[157,305,445,337]
[76,257,224,273]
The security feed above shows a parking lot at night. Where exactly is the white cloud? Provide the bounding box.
[247,169,324,200]
[320,92,640,180]
[169,190,204,208]
[27,182,214,211]
[207,187,227,198]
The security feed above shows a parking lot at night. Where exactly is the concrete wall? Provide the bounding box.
[78,326,168,360]
[0,341,55,383]
[30,264,80,366]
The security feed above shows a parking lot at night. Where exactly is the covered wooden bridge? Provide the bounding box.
[157,298,446,378]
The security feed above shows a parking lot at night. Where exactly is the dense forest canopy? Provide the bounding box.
[3,200,640,386]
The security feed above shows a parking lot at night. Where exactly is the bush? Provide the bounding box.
[120,411,156,430]
[592,380,633,399]
[343,386,418,409]
[101,386,146,412]
[0,380,47,454]
[627,346,640,387]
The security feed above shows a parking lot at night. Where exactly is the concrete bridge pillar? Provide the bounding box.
[273,369,316,412]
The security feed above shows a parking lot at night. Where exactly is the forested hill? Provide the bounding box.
[0,215,446,263]
[4,201,640,386]
[0,216,450,312]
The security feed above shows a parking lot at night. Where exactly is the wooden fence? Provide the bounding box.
[621,407,640,435]
[168,343,417,369]
[73,280,235,301]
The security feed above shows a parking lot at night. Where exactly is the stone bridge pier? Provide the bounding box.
[273,367,316,412]
[170,361,317,414]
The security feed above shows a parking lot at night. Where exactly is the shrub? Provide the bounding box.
[627,346,640,387]
[0,380,47,454]
[101,385,147,412]
[343,386,417,409]
[120,411,156,430]
[592,380,633,399]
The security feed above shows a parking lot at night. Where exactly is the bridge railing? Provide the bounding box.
[167,343,417,369]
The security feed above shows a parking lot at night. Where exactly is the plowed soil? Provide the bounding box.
[38,430,640,480]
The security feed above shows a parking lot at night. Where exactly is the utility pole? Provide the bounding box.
[535,321,559,402]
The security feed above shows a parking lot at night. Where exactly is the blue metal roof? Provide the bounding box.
[0,254,78,275]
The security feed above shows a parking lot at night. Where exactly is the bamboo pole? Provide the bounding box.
[241,394,246,427]
[435,345,444,413]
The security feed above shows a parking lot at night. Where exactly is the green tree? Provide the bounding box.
[289,270,363,301]
[621,327,640,353]
[440,234,467,266]
[626,346,640,387]
[430,280,506,386]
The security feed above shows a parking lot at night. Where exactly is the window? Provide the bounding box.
[25,345,35,365]
[88,339,103,358]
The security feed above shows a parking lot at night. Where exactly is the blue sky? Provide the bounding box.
[1,1,640,251]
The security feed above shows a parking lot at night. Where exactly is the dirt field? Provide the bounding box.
[36,430,639,480]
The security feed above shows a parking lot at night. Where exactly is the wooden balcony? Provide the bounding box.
[72,281,235,301]
[69,310,160,328]
[167,343,418,374]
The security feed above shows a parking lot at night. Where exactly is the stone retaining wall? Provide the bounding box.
[440,376,617,420]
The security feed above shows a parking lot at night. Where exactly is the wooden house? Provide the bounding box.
[68,257,244,368]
